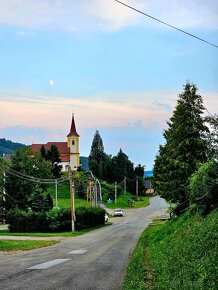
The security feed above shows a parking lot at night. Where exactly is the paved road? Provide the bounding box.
[0,196,168,290]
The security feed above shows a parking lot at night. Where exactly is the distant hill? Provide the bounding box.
[0,138,26,156]
[144,170,153,177]
[80,156,89,171]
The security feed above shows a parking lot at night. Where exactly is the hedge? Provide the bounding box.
[6,206,105,232]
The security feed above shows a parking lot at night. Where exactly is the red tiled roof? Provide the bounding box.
[32,142,69,154]
[32,142,70,163]
[67,114,79,137]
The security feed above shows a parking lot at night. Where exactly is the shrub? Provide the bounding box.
[6,209,48,232]
[46,208,71,232]
[189,160,218,215]
[75,206,105,230]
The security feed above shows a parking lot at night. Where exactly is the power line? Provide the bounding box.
[114,0,218,48]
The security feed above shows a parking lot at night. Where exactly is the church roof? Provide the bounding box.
[67,114,79,137]
[32,142,69,155]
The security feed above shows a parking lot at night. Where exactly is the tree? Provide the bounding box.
[134,164,145,195]
[4,147,52,212]
[89,130,106,178]
[89,130,105,162]
[29,186,53,212]
[189,160,218,215]
[153,82,209,214]
[40,145,62,178]
[205,114,218,160]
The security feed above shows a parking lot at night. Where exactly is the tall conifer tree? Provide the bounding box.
[153,82,209,213]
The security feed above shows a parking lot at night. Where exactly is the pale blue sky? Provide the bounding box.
[0,0,217,169]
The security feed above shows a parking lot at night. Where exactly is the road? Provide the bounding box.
[0,196,168,290]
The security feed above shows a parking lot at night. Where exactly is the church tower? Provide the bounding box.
[67,114,80,171]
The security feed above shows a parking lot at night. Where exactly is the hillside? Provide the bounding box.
[124,210,218,289]
[0,138,26,156]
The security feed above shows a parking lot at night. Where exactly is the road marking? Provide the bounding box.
[68,249,87,254]
[27,259,71,270]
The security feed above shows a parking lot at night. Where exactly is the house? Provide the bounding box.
[32,114,80,171]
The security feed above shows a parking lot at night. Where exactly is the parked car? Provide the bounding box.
[105,214,109,222]
[113,209,123,217]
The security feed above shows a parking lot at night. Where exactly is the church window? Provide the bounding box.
[72,140,75,145]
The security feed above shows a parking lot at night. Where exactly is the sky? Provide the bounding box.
[0,0,217,170]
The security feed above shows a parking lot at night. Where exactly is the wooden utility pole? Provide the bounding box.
[89,180,92,207]
[55,179,58,208]
[124,177,126,194]
[136,177,138,196]
[69,166,75,232]
[115,181,117,204]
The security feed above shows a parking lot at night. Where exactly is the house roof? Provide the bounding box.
[67,114,79,137]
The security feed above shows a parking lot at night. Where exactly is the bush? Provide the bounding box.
[46,208,71,232]
[6,209,49,232]
[75,206,105,230]
[189,160,218,215]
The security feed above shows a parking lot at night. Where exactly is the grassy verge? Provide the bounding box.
[123,210,218,289]
[0,222,112,237]
[105,194,149,209]
[0,240,58,251]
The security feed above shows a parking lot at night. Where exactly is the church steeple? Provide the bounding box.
[67,114,80,171]
[67,114,79,137]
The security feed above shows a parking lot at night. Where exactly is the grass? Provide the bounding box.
[0,223,112,237]
[0,223,112,252]
[123,210,218,290]
[0,240,58,251]
[45,179,149,210]
[105,194,149,209]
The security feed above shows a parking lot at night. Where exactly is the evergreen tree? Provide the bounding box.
[89,130,105,162]
[89,130,106,178]
[113,149,129,183]
[40,145,62,178]
[205,114,218,160]
[153,82,209,213]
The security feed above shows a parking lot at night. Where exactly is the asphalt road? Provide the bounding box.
[0,196,169,290]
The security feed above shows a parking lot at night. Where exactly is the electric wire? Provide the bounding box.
[114,0,218,48]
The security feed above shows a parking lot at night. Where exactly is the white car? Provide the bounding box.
[105,214,109,222]
[113,209,123,217]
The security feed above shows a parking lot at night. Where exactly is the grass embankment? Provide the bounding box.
[46,177,149,210]
[123,210,218,290]
[105,194,149,209]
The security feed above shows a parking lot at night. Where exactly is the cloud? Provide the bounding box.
[0,88,217,136]
[0,91,174,134]
[0,0,217,32]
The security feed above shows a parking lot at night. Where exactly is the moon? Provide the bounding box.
[49,79,55,86]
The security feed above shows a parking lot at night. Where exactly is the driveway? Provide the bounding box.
[0,196,169,290]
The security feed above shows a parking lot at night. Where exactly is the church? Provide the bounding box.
[32,114,80,171]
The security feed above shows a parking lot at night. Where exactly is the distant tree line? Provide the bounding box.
[88,130,145,195]
[0,138,26,156]
[153,82,218,215]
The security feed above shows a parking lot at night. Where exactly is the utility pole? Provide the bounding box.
[55,179,58,208]
[115,181,117,204]
[89,180,92,207]
[124,177,126,194]
[69,166,75,232]
[136,177,138,196]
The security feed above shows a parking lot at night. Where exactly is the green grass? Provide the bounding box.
[123,210,218,290]
[0,240,58,251]
[0,223,112,237]
[45,179,149,210]
[105,194,149,209]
